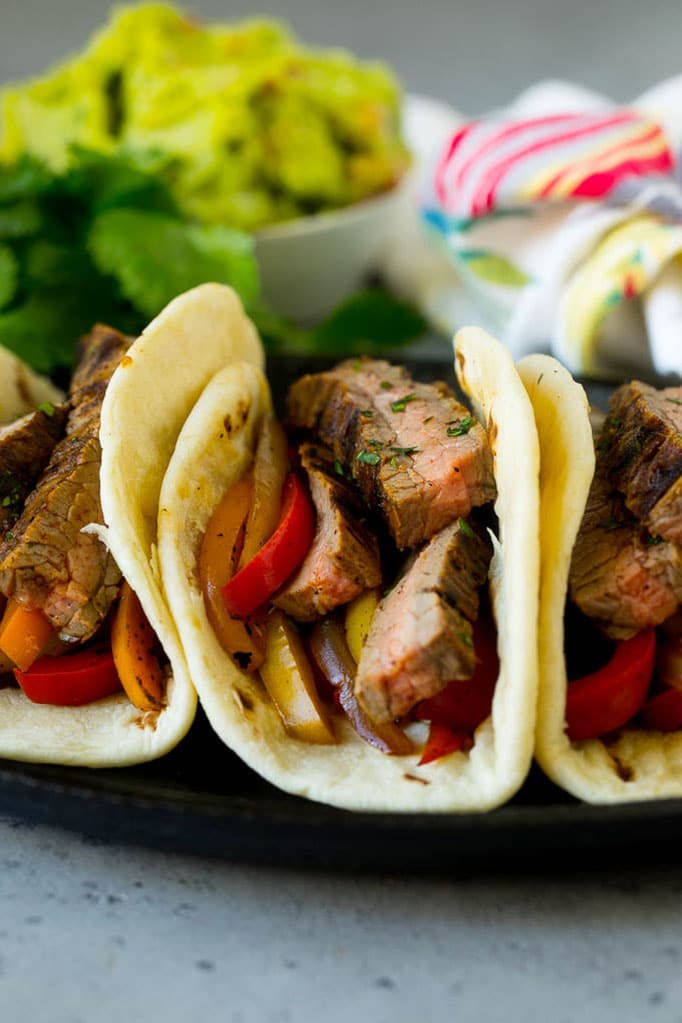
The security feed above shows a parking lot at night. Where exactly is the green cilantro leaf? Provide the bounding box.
[0,155,53,204]
[390,393,417,413]
[0,200,43,240]
[0,244,19,311]
[356,449,381,466]
[88,208,260,318]
[447,416,474,437]
[62,146,178,216]
[309,288,427,356]
[0,285,133,373]
[458,517,474,538]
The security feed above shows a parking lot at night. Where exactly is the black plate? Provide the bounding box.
[1,356,680,873]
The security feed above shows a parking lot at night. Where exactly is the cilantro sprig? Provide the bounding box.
[0,150,428,376]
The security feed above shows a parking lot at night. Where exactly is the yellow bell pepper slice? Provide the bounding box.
[344,588,380,664]
[260,609,336,744]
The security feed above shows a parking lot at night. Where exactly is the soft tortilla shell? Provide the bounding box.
[0,284,262,765]
[0,345,63,424]
[158,328,540,812]
[519,353,682,801]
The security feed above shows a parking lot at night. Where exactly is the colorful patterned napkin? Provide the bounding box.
[418,77,682,378]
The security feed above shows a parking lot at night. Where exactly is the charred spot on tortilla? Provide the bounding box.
[605,747,635,783]
[235,688,254,712]
[234,650,253,671]
[403,772,430,785]
[133,708,161,731]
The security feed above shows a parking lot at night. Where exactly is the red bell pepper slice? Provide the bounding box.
[419,724,473,766]
[565,628,655,742]
[415,614,499,764]
[222,472,315,618]
[14,646,122,706]
[640,688,682,732]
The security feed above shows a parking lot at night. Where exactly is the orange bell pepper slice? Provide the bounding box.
[199,471,266,671]
[0,599,54,672]
[111,581,166,711]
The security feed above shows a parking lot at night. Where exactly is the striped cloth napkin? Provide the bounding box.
[415,78,682,378]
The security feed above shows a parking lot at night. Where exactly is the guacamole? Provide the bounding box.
[0,4,410,230]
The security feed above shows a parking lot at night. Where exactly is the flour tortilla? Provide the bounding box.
[157,326,540,811]
[0,345,63,424]
[0,283,262,766]
[518,354,682,802]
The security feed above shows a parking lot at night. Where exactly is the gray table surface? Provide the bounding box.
[3,1,682,1020]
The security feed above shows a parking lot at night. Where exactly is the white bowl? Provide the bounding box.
[254,178,412,324]
[253,94,462,325]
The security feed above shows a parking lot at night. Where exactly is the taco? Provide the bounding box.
[519,355,682,801]
[0,282,262,766]
[157,324,540,812]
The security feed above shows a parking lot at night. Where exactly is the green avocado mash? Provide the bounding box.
[0,4,410,230]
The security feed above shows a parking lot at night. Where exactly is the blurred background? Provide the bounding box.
[2,0,682,110]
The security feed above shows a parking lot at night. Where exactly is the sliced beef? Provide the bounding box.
[599,380,682,542]
[569,458,682,639]
[286,359,496,550]
[0,404,67,536]
[0,325,130,644]
[273,443,382,621]
[354,518,493,722]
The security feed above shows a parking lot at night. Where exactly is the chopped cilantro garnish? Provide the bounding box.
[380,380,393,390]
[356,449,381,466]
[389,456,399,470]
[333,458,346,478]
[447,416,474,437]
[352,360,362,371]
[646,533,664,545]
[388,446,419,456]
[36,401,55,417]
[366,439,384,449]
[666,396,682,406]
[459,631,473,648]
[1,496,10,507]
[423,416,433,425]
[458,517,474,538]
[360,409,374,418]
[390,393,417,413]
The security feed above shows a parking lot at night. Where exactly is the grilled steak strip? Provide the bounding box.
[286,359,496,550]
[0,404,68,536]
[355,518,493,723]
[273,443,381,621]
[599,380,682,543]
[569,455,682,640]
[0,325,130,644]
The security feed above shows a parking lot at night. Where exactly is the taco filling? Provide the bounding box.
[0,326,167,711]
[563,380,682,740]
[520,356,682,801]
[197,356,503,765]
